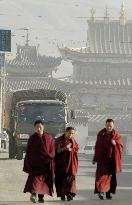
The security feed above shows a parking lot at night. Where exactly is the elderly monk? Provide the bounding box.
[93,119,123,200]
[23,120,55,203]
[55,127,79,201]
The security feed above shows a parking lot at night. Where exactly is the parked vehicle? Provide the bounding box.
[5,89,74,160]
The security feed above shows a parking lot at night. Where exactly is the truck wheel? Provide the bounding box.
[9,142,16,159]
[16,148,23,160]
[9,146,15,159]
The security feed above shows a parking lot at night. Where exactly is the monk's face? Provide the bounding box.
[106,122,114,132]
[34,123,44,136]
[65,130,75,139]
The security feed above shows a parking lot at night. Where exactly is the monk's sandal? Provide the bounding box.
[98,193,104,200]
[106,192,112,200]
[30,194,37,203]
[38,198,44,203]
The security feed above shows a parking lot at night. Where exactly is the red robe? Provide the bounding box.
[55,135,79,197]
[23,132,55,196]
[93,128,123,193]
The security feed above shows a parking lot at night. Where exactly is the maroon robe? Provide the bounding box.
[55,135,79,197]
[93,128,123,194]
[23,132,55,196]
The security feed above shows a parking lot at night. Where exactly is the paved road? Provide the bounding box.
[0,153,132,205]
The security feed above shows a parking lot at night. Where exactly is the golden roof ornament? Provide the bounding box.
[120,1,127,25]
[104,5,109,23]
[90,8,96,22]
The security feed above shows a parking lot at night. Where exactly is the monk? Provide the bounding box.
[93,119,123,200]
[55,127,79,201]
[23,120,55,203]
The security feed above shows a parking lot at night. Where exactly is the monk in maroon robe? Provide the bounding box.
[93,119,123,200]
[55,127,79,201]
[23,120,55,203]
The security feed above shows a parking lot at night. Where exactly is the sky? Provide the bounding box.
[0,0,132,77]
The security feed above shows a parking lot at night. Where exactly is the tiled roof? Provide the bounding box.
[5,76,74,93]
[6,45,62,75]
[59,20,132,56]
[88,20,132,54]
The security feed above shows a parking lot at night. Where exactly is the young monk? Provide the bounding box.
[93,119,123,200]
[55,127,79,201]
[23,120,55,203]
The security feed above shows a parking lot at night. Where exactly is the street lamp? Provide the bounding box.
[0,53,7,132]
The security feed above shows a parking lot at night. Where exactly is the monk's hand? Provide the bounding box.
[92,160,96,165]
[66,144,72,151]
[111,139,116,146]
[66,144,71,149]
[68,148,72,152]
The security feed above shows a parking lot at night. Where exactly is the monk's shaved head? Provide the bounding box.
[106,119,114,124]
[65,127,75,139]
[34,120,44,127]
[106,119,114,132]
[66,127,75,132]
[34,120,44,136]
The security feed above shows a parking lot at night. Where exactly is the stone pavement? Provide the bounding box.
[0,153,131,205]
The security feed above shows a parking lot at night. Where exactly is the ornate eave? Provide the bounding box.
[59,3,132,60]
[59,46,132,63]
[6,44,62,76]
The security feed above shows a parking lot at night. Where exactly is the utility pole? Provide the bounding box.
[0,53,5,132]
[0,73,1,147]
[0,29,11,132]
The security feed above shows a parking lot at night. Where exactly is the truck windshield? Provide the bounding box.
[17,103,65,123]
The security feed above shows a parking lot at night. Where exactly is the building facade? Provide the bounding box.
[59,3,132,153]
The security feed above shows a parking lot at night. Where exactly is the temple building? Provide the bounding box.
[5,31,62,77]
[58,2,132,154]
[59,2,132,114]
[59,2,132,81]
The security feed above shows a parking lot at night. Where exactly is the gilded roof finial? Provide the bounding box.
[104,5,109,23]
[90,8,96,22]
[120,1,127,25]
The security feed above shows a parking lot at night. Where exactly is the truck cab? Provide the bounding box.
[8,89,71,160]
